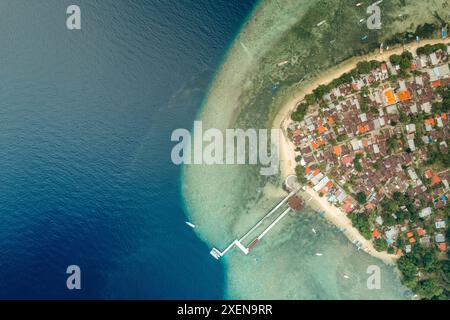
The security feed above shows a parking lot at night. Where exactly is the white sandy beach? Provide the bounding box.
[276,37,450,265]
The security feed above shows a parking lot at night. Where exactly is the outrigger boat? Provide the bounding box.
[185,221,196,228]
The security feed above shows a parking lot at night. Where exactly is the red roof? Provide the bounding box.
[417,228,425,237]
[372,229,380,238]
[431,175,441,186]
[342,155,353,164]
[424,169,434,179]
[431,80,442,88]
[288,196,303,211]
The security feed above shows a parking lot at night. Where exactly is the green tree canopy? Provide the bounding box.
[356,192,367,205]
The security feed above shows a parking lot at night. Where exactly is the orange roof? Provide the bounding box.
[431,175,441,185]
[409,238,416,244]
[372,229,380,238]
[327,117,335,125]
[317,125,326,135]
[305,166,312,174]
[358,125,366,134]
[438,243,447,252]
[362,139,369,147]
[326,181,333,188]
[431,80,441,88]
[311,141,319,149]
[397,90,411,101]
[384,90,396,105]
[406,232,414,238]
[342,155,353,164]
[312,169,321,177]
[342,196,355,213]
[342,204,353,213]
[442,113,447,119]
[397,249,402,256]
[365,202,374,210]
[333,145,342,156]
[425,118,435,126]
[417,228,425,237]
[424,169,434,179]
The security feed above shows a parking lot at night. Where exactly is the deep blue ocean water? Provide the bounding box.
[0,0,256,299]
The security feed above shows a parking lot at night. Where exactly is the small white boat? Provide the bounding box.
[316,20,326,27]
[185,221,196,228]
[315,253,323,256]
[277,60,289,67]
[343,275,350,279]
[312,228,317,234]
[359,18,365,23]
[356,2,363,6]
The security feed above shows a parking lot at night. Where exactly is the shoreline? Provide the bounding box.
[275,37,450,265]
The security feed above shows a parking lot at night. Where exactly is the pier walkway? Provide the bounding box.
[210,180,301,260]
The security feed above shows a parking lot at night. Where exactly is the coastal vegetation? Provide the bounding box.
[291,102,310,122]
[397,247,449,299]
[348,212,371,240]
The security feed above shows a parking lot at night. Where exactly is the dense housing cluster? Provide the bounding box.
[287,42,450,299]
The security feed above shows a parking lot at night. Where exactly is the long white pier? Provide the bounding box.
[239,188,300,243]
[210,186,301,260]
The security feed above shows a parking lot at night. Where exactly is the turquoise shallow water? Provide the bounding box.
[182,0,413,299]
